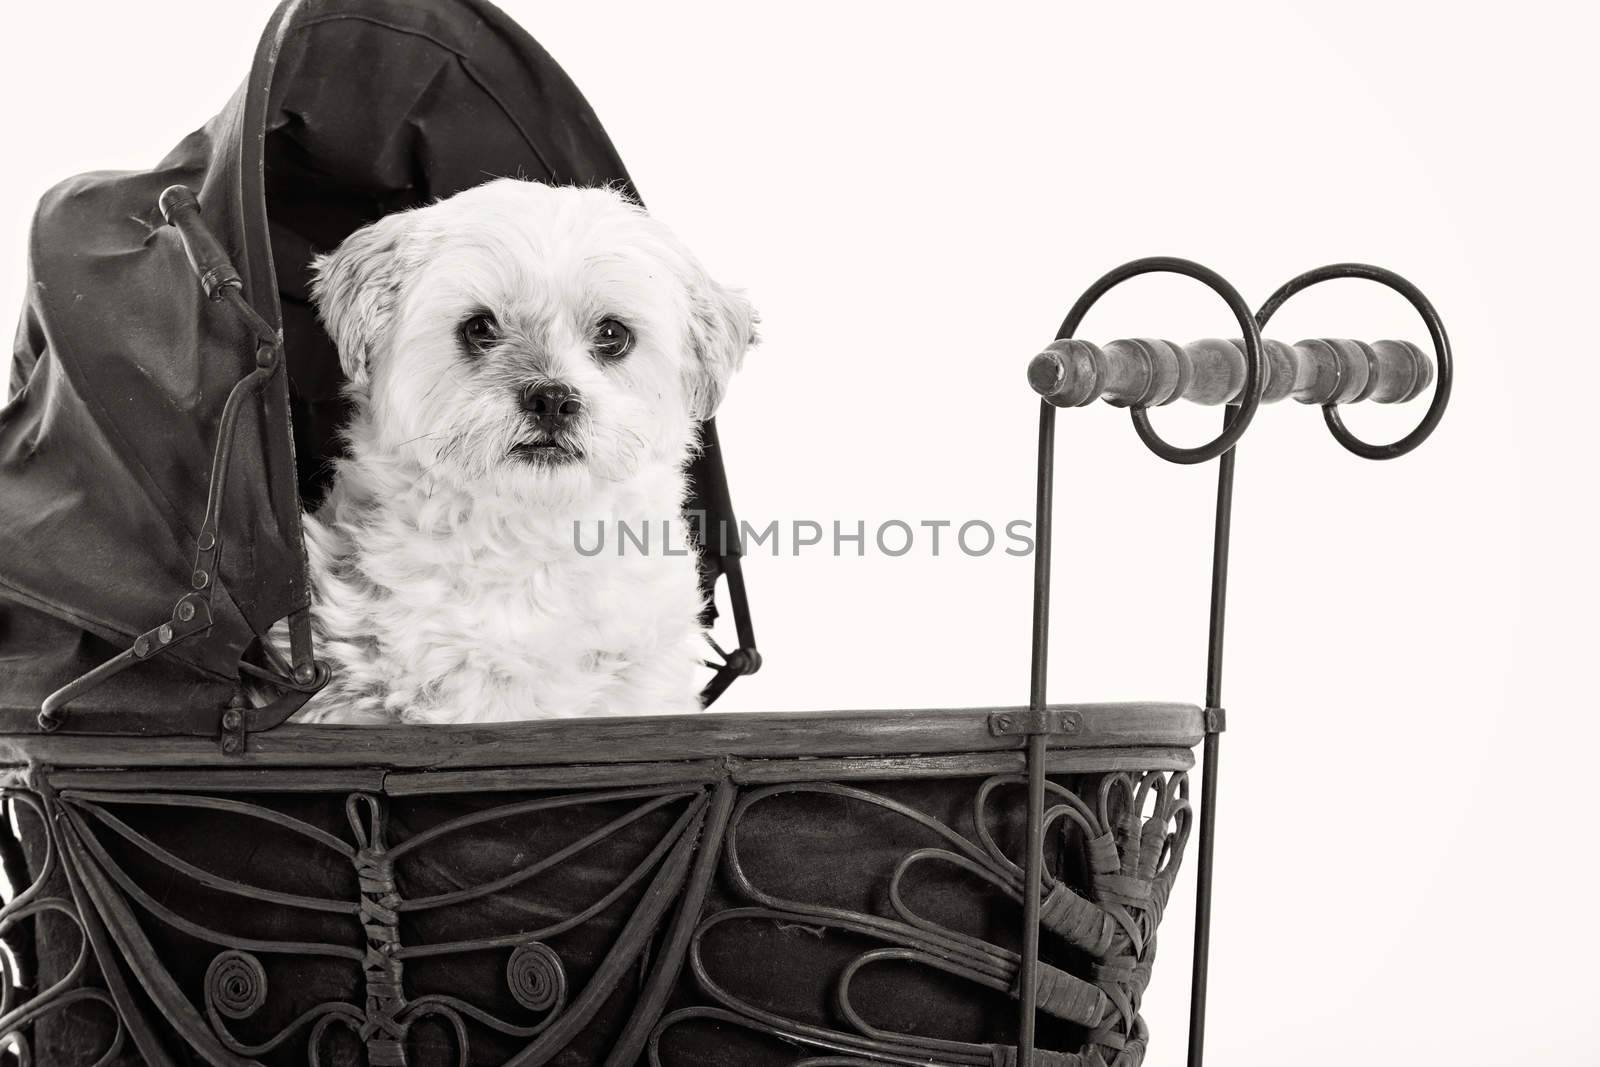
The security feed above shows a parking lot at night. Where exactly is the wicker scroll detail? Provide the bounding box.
[506,942,567,1013]
[205,950,268,1020]
[14,783,707,1067]
[651,771,1189,1067]
[0,791,127,1067]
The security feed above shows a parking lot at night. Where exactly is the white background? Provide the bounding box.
[2,2,1597,1064]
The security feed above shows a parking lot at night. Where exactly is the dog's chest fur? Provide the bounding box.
[292,458,703,723]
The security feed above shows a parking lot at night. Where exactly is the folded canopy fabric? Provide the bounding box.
[0,0,749,726]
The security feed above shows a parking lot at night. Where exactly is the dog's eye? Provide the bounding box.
[592,318,633,361]
[459,312,500,352]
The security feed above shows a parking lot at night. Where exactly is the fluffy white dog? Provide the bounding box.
[284,179,755,724]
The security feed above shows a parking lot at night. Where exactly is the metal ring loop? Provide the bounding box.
[1256,263,1452,459]
[1056,257,1266,465]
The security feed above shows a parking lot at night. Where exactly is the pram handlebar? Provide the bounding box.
[1016,256,1452,1067]
[1033,260,1452,463]
[1028,337,1434,408]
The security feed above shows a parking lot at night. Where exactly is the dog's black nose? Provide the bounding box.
[520,382,583,429]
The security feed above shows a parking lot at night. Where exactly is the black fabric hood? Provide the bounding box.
[1,0,749,727]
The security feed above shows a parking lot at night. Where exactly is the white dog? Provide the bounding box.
[283,179,755,724]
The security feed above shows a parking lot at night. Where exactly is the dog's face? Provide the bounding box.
[312,180,756,504]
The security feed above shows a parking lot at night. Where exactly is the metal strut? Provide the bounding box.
[37,186,324,733]
[1017,398,1057,1065]
[1188,406,1239,1067]
[695,418,763,708]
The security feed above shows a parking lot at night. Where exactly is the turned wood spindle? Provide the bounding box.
[1027,337,1434,408]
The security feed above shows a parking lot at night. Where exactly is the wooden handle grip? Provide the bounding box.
[1027,337,1435,408]
[159,185,242,300]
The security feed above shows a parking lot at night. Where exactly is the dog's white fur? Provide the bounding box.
[285,179,755,724]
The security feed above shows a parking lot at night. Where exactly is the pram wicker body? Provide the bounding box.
[1,706,1200,1066]
[0,2,1450,1065]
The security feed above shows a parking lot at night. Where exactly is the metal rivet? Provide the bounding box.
[293,663,316,686]
[221,734,241,754]
[221,709,242,730]
[197,531,215,551]
[996,715,1012,731]
[133,636,150,657]
[158,624,173,644]
[176,601,196,622]
[192,570,209,589]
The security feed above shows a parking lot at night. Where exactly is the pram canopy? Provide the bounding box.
[0,0,755,731]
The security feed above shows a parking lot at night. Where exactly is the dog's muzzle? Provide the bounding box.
[512,381,585,464]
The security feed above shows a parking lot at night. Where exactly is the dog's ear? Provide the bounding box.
[683,274,759,421]
[310,211,424,391]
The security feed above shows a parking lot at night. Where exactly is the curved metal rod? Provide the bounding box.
[0,793,54,922]
[1256,262,1452,459]
[1,986,125,1067]
[649,1004,984,1067]
[308,1012,363,1067]
[683,909,996,1066]
[1186,402,1240,1067]
[302,1007,469,1067]
[386,784,692,860]
[0,898,100,1035]
[58,790,354,858]
[973,775,1101,880]
[1055,257,1267,465]
[0,831,130,1067]
[396,791,689,912]
[67,801,358,915]
[398,991,562,1039]
[835,947,1014,1056]
[886,848,1024,973]
[394,1001,470,1067]
[206,996,362,1059]
[721,783,1007,972]
[58,806,362,961]
[394,795,704,960]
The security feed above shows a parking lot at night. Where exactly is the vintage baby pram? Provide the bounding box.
[0,1,1452,1065]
